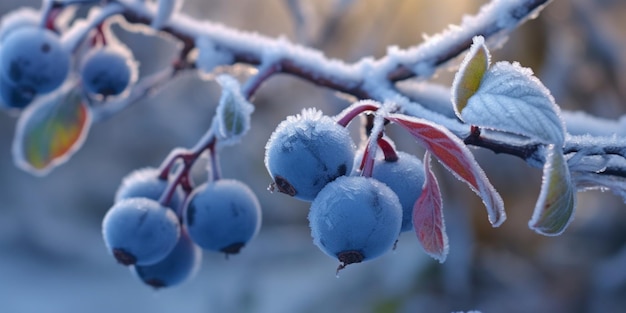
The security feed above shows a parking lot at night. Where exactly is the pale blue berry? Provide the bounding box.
[80,47,137,97]
[372,151,425,232]
[132,233,202,289]
[184,179,261,255]
[0,26,70,93]
[265,108,355,201]
[114,167,183,211]
[102,197,180,266]
[309,176,402,269]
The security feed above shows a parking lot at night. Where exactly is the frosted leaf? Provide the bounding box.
[214,75,254,146]
[462,61,565,145]
[452,36,490,120]
[529,144,576,236]
[195,36,234,75]
[12,81,92,176]
[413,151,448,263]
[387,113,506,227]
[151,0,184,30]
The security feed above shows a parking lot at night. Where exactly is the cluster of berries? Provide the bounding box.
[264,108,426,272]
[0,9,136,109]
[102,167,261,288]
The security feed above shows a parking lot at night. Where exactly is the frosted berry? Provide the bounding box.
[308,176,402,270]
[102,197,180,266]
[0,26,70,93]
[265,108,355,201]
[184,179,261,255]
[132,232,202,289]
[372,151,425,232]
[80,46,137,97]
[0,73,35,109]
[114,167,183,211]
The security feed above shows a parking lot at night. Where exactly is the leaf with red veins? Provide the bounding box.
[387,113,506,227]
[413,151,448,263]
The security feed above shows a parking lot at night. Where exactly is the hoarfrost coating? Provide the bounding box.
[264,108,355,201]
[462,61,566,145]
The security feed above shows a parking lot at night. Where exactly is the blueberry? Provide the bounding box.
[0,72,35,109]
[80,46,137,97]
[114,167,183,211]
[372,151,425,232]
[0,26,70,93]
[132,232,202,289]
[102,197,180,266]
[184,179,261,255]
[264,108,355,201]
[308,176,402,270]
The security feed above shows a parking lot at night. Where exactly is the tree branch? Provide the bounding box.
[51,0,626,190]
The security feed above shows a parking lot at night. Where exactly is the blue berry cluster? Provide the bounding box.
[0,11,138,110]
[102,167,261,288]
[265,108,426,271]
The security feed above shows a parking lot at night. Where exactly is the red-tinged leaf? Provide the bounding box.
[387,113,506,227]
[12,82,92,176]
[413,151,448,263]
[529,144,576,236]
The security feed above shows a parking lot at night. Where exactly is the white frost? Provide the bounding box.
[214,75,254,147]
[195,35,235,74]
[462,61,565,146]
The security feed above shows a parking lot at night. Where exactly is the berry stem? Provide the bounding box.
[40,0,55,29]
[64,2,125,53]
[158,164,184,207]
[207,139,222,182]
[43,7,62,32]
[377,137,399,162]
[335,101,380,127]
[359,140,376,178]
[156,127,221,209]
[359,109,387,176]
[158,147,189,180]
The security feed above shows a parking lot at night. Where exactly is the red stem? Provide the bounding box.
[335,101,380,127]
[207,139,221,182]
[377,137,399,162]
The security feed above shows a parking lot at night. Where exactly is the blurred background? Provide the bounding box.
[1,0,626,312]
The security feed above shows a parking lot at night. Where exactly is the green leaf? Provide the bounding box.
[12,82,92,176]
[214,75,254,146]
[452,36,490,119]
[529,144,576,236]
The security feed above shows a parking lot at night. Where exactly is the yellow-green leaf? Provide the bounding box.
[12,82,92,176]
[452,36,490,120]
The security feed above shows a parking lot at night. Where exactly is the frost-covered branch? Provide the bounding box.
[59,0,550,100]
[51,0,626,185]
